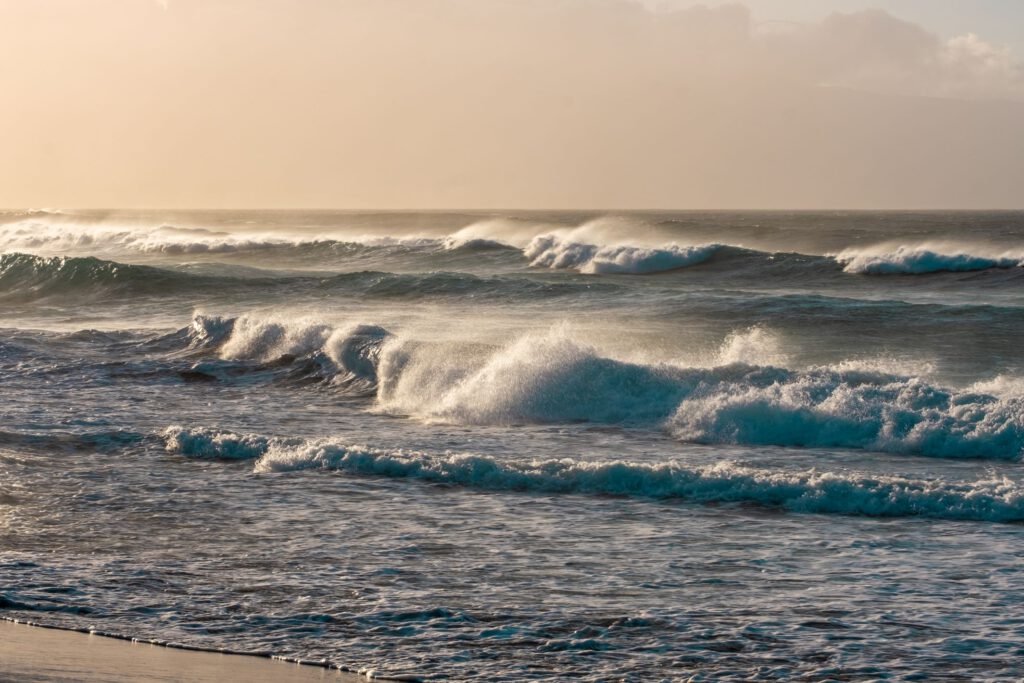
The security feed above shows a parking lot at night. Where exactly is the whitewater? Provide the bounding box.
[3,209,1024,681]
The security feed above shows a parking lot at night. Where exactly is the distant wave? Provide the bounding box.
[0,253,225,301]
[0,221,432,257]
[524,235,722,274]
[162,427,1024,523]
[176,315,1024,461]
[835,245,1024,275]
[0,253,609,302]
[5,216,1024,280]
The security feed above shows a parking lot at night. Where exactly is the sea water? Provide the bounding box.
[1,209,1023,680]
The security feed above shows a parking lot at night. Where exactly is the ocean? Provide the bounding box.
[2,209,1023,680]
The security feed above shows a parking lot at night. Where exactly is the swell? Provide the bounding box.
[173,315,1024,461]
[0,253,232,302]
[162,427,1024,523]
[0,253,611,302]
[0,429,149,454]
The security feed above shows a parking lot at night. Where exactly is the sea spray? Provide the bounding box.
[174,314,1024,460]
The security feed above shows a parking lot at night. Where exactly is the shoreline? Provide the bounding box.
[0,618,365,682]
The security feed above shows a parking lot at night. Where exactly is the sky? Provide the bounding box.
[1,0,1023,210]
[690,0,1024,53]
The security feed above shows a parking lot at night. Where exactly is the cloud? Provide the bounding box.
[767,9,1024,100]
[941,33,1024,98]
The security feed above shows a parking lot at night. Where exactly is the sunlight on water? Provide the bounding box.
[2,210,1024,679]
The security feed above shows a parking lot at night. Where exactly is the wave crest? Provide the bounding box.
[173,316,1024,461]
[162,425,272,460]
[378,327,1024,460]
[524,235,721,274]
[162,427,1024,523]
[668,370,1024,460]
[183,314,390,391]
[835,245,1024,274]
[0,253,210,301]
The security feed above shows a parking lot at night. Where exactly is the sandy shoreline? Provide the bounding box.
[0,620,362,682]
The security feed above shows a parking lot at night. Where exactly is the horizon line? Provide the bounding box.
[7,207,1024,214]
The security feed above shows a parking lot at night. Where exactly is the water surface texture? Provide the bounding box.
[2,210,1024,680]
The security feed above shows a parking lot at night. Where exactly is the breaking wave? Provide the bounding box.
[0,219,518,261]
[162,427,1024,523]
[171,315,1024,461]
[0,220,292,255]
[523,235,722,274]
[5,214,1024,281]
[835,245,1024,275]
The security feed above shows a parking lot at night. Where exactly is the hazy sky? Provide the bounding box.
[2,0,1023,209]
[690,1,1024,54]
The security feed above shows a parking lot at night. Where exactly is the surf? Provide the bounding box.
[169,314,1024,461]
[162,426,1024,523]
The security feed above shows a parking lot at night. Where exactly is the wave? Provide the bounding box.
[835,245,1024,275]
[183,314,389,391]
[0,253,227,301]
[163,426,275,460]
[523,238,1024,278]
[175,315,1024,461]
[383,329,1024,460]
[519,235,1024,278]
[666,368,1024,461]
[0,429,148,454]
[0,220,292,255]
[5,214,1024,281]
[523,235,722,274]
[0,218,517,260]
[0,253,609,302]
[162,427,1024,523]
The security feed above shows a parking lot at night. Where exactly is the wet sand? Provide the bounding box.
[0,620,362,682]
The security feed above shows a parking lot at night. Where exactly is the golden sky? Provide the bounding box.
[2,0,1023,209]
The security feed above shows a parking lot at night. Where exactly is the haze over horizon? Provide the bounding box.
[3,0,1023,210]
[5,5,1024,682]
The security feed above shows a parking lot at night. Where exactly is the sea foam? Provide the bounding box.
[161,427,1024,523]
[524,235,721,274]
[835,245,1024,274]
[177,315,1024,461]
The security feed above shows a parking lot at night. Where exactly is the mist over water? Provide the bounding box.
[3,210,1024,680]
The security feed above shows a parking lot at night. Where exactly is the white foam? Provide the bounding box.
[163,425,272,460]
[162,427,1024,522]
[668,369,1024,460]
[187,313,388,387]
[376,327,691,425]
[834,243,1024,274]
[524,235,720,274]
[181,315,1024,461]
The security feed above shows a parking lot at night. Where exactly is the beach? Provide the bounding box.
[0,620,358,682]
